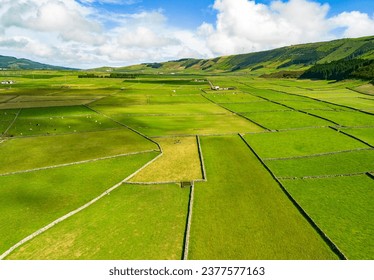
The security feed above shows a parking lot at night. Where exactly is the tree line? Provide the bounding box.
[300,59,374,81]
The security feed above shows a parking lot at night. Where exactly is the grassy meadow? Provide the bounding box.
[0,70,373,260]
[189,135,337,259]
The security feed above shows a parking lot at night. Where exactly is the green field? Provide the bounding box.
[266,150,374,178]
[189,135,337,259]
[0,71,373,260]
[243,128,368,159]
[111,114,264,136]
[341,127,374,146]
[282,175,374,259]
[5,106,122,137]
[130,136,203,183]
[7,183,190,260]
[0,152,158,254]
[0,128,158,175]
[242,110,333,130]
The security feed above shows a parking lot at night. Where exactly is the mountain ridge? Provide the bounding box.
[113,35,374,75]
[0,55,75,70]
[1,36,374,75]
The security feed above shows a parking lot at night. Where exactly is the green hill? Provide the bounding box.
[115,36,374,76]
[0,55,74,70]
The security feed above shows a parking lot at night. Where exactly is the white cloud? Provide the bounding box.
[330,11,374,38]
[203,0,333,55]
[201,0,374,56]
[0,0,373,68]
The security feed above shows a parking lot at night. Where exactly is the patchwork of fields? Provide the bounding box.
[0,71,373,260]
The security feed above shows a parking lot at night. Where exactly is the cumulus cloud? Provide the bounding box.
[0,0,373,68]
[201,0,374,56]
[330,11,374,38]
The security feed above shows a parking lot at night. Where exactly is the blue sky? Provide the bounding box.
[79,0,374,29]
[0,0,373,68]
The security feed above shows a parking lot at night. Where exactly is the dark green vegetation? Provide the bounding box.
[1,36,373,260]
[301,59,374,81]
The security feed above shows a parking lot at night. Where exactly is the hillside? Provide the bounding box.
[0,55,74,70]
[115,36,374,75]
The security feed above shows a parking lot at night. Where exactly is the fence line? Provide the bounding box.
[182,183,195,260]
[0,152,163,260]
[0,150,158,177]
[279,171,373,180]
[264,148,373,161]
[238,133,347,260]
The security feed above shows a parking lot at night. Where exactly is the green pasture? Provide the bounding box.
[310,110,374,127]
[221,101,290,113]
[0,109,18,119]
[6,106,122,137]
[130,136,202,183]
[88,95,148,106]
[319,97,374,113]
[243,128,367,159]
[7,184,189,260]
[0,100,96,109]
[203,91,264,103]
[242,88,311,101]
[113,114,264,136]
[91,103,230,116]
[277,100,343,110]
[341,127,374,146]
[148,95,209,104]
[242,110,333,130]
[298,90,365,100]
[0,152,158,254]
[10,95,101,102]
[282,175,374,259]
[18,105,93,117]
[189,135,337,260]
[0,128,158,175]
[6,115,120,137]
[2,71,373,260]
[266,150,374,178]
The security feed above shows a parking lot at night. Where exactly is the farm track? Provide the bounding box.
[238,133,347,260]
[0,150,159,177]
[0,152,163,260]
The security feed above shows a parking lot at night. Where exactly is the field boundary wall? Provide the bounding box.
[238,133,347,260]
[0,152,163,260]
